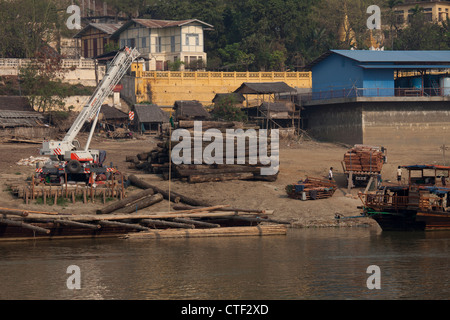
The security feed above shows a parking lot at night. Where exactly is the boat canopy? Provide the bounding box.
[401,165,450,170]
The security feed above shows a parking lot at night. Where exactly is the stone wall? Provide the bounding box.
[302,102,363,146]
[302,98,450,150]
[362,101,450,150]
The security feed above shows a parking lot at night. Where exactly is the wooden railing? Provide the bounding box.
[138,70,311,81]
[360,192,447,212]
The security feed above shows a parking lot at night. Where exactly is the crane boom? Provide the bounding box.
[64,47,140,146]
[41,47,140,161]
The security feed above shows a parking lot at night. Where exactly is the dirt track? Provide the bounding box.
[0,133,446,228]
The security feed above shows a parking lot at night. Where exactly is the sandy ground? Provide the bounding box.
[0,133,446,228]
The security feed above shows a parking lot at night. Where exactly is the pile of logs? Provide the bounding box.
[343,145,385,173]
[0,175,290,240]
[126,120,278,183]
[285,177,337,200]
[0,206,288,240]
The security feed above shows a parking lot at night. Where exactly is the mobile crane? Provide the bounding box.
[37,47,140,184]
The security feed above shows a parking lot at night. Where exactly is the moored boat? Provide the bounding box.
[359,165,450,231]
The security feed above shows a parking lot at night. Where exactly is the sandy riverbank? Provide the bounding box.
[0,133,445,229]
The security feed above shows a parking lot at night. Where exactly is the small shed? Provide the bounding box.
[173,100,210,121]
[246,101,301,130]
[99,105,129,131]
[234,82,297,107]
[0,96,53,140]
[0,110,45,128]
[134,104,169,134]
[0,96,34,111]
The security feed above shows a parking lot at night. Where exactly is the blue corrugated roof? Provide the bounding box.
[306,50,450,70]
[358,64,450,69]
[331,50,450,63]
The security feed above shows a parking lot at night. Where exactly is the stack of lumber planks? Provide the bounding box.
[285,177,337,200]
[127,120,278,183]
[343,145,384,173]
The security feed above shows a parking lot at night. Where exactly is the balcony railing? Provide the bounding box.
[300,86,448,102]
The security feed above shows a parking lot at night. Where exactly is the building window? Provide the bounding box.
[142,37,146,48]
[93,38,97,57]
[120,39,125,48]
[127,38,135,48]
[185,33,199,46]
[156,37,161,53]
[171,36,175,52]
[83,39,88,57]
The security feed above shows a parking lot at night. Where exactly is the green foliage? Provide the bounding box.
[394,11,450,50]
[0,0,63,58]
[211,96,247,122]
[167,59,185,71]
[104,42,120,54]
[18,47,68,113]
[1,0,449,71]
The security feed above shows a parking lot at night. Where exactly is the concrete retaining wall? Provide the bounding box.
[303,103,363,145]
[303,98,450,150]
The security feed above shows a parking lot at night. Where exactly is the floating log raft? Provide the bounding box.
[126,121,279,183]
[285,177,337,200]
[123,225,287,240]
[0,202,288,241]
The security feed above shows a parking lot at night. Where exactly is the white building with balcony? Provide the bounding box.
[110,18,213,71]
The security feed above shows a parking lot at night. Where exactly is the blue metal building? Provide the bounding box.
[306,50,450,99]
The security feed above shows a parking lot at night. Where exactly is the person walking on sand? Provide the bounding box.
[328,167,334,181]
[397,166,402,184]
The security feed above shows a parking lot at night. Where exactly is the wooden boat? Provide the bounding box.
[286,177,337,200]
[359,165,450,231]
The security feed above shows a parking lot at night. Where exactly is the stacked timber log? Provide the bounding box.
[127,120,279,183]
[285,177,337,200]
[343,145,384,173]
[0,201,289,240]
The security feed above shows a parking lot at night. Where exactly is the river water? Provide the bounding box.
[0,227,448,300]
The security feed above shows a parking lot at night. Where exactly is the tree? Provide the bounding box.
[0,0,63,58]
[167,59,185,71]
[211,96,247,122]
[394,10,449,50]
[384,0,404,49]
[19,47,68,113]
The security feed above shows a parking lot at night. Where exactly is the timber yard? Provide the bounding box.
[2,0,450,303]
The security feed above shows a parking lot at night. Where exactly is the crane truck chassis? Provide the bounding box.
[35,47,140,185]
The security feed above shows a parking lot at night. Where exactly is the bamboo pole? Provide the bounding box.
[98,220,149,231]
[172,218,220,228]
[123,225,287,240]
[25,210,270,222]
[141,218,195,229]
[53,219,100,229]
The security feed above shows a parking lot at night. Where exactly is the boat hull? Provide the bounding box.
[370,211,450,231]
